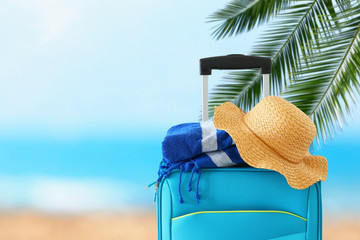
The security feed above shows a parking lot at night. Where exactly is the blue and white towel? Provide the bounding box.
[182,145,243,171]
[162,120,236,163]
[158,120,244,204]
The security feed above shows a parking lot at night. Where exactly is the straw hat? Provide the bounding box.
[213,96,327,189]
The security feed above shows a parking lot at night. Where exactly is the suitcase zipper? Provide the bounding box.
[146,181,159,202]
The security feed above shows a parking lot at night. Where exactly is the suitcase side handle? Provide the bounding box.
[200,54,271,121]
[200,54,271,75]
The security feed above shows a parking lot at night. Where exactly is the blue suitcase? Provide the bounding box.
[156,55,322,240]
[156,168,322,240]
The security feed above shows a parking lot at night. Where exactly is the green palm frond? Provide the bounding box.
[207,0,360,144]
[209,0,292,39]
[209,0,340,114]
[283,3,360,143]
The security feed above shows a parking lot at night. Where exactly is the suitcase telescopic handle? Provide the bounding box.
[200,54,271,75]
[200,54,272,121]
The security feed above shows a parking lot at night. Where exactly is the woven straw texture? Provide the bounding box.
[213,96,328,189]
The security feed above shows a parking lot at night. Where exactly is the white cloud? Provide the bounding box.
[323,183,360,216]
[0,176,153,213]
[12,0,81,42]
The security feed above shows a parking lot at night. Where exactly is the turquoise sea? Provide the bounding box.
[0,128,359,214]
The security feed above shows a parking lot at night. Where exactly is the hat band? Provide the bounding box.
[242,120,301,164]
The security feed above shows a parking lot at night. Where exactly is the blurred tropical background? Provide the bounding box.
[0,0,359,239]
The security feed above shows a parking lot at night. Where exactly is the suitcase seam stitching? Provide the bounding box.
[164,180,173,240]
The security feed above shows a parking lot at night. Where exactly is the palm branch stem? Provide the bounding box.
[272,0,318,61]
[244,0,261,13]
[235,76,261,102]
[308,23,360,118]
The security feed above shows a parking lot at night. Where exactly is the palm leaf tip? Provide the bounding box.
[209,0,293,39]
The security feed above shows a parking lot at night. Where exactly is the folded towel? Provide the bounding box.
[182,145,243,171]
[158,120,245,204]
[162,120,234,162]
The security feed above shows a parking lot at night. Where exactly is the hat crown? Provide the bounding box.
[243,96,316,163]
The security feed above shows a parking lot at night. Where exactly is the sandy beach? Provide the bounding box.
[0,212,157,240]
[323,216,360,240]
[0,212,358,240]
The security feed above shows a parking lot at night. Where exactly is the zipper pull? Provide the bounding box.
[145,181,157,189]
[146,181,159,203]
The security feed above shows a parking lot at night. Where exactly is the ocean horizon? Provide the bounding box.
[0,132,359,215]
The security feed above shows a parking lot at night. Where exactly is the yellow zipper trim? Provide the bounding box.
[171,210,307,221]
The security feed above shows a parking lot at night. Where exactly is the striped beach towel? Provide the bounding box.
[162,120,242,166]
[182,145,243,171]
[158,120,244,203]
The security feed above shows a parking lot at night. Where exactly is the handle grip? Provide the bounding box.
[200,54,271,121]
[200,54,271,75]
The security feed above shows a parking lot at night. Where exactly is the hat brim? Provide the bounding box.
[213,102,328,190]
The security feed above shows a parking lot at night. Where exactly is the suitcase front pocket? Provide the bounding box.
[171,210,307,240]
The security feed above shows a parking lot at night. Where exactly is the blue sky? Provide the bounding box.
[0,0,359,213]
[0,0,258,137]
